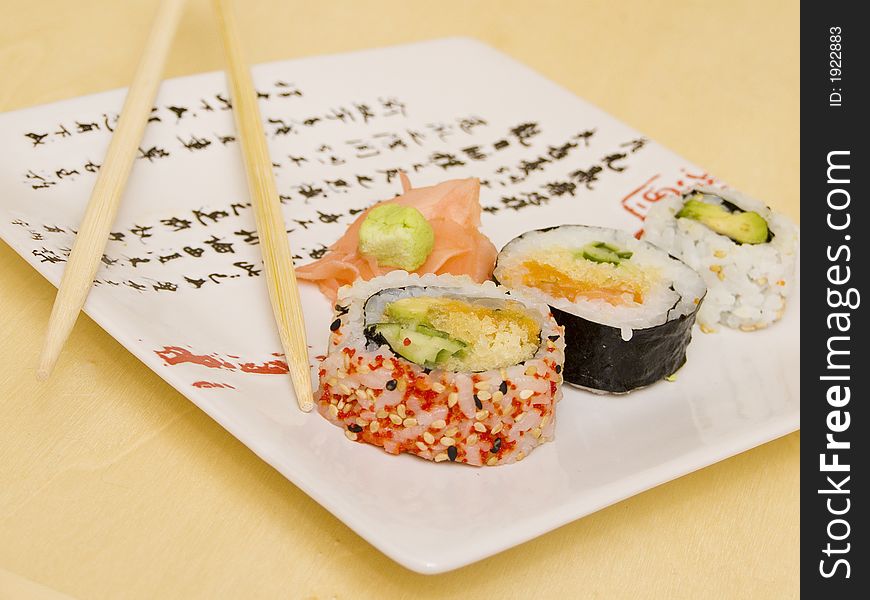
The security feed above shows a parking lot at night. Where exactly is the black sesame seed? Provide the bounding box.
[423,367,432,375]
[555,364,562,374]
[385,379,398,391]
[329,318,342,331]
[499,381,508,394]
[474,395,483,410]
[347,424,363,433]
[447,445,458,461]
[548,334,559,342]
[491,437,502,453]
[334,304,349,315]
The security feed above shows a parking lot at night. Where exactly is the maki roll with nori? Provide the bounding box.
[642,186,798,332]
[493,225,706,393]
[317,272,565,466]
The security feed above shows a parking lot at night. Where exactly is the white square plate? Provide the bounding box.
[0,38,799,573]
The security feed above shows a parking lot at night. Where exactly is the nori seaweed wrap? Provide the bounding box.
[493,225,706,393]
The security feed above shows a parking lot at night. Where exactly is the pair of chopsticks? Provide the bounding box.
[37,0,314,412]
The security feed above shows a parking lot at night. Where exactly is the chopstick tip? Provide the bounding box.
[36,346,58,381]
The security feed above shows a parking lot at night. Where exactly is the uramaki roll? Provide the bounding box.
[642,186,798,332]
[317,272,565,466]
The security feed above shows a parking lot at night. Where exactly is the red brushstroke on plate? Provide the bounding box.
[154,346,290,375]
[156,346,237,370]
[240,360,289,374]
[192,381,236,389]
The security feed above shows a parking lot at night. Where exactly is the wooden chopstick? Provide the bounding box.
[212,0,314,412]
[37,0,187,380]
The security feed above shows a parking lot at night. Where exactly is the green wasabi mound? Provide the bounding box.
[358,204,435,270]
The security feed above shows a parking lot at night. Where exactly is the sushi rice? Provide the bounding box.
[642,186,798,332]
[317,272,566,466]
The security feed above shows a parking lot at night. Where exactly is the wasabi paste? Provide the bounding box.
[358,204,435,271]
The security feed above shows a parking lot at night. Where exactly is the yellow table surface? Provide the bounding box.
[0,1,799,597]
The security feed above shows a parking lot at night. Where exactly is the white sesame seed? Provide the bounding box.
[339,384,352,396]
[467,434,479,445]
[434,453,449,462]
[344,430,358,441]
[447,393,458,407]
[475,410,489,421]
[416,441,428,452]
[531,427,542,439]
[445,426,459,437]
[431,382,445,393]
[355,417,367,427]
[403,418,418,427]
[492,391,504,402]
[540,416,549,428]
[423,432,436,444]
[355,390,367,402]
[440,436,456,447]
[524,366,537,376]
[500,369,508,380]
[397,379,407,391]
[476,390,492,401]
[714,250,727,258]
[327,378,338,387]
[396,404,406,418]
[389,414,402,425]
[430,419,447,430]
[473,422,487,433]
[474,380,490,390]
[515,452,525,462]
[328,405,338,418]
[337,401,346,410]
[376,409,388,419]
[514,412,526,423]
[491,422,504,435]
[486,456,498,466]
[369,421,380,433]
[519,389,534,400]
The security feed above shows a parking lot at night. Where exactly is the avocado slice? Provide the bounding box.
[577,241,633,265]
[676,199,769,244]
[369,322,465,366]
[384,297,437,324]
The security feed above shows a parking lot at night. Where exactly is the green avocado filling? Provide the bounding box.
[576,241,633,265]
[366,296,540,372]
[357,204,435,271]
[676,196,769,244]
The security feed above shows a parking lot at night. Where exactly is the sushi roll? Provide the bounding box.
[642,186,798,332]
[493,225,706,393]
[317,272,565,466]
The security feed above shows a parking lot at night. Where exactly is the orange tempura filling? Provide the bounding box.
[520,260,645,305]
